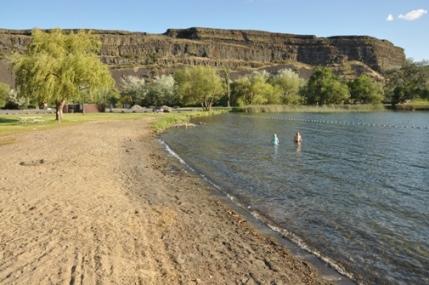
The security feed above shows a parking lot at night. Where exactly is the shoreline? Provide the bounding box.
[160,138,357,285]
[1,118,348,284]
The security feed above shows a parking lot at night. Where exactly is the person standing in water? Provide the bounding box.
[294,131,302,143]
[272,133,279,145]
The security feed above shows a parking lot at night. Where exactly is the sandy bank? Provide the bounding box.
[1,118,338,284]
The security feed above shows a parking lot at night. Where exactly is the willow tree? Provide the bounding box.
[174,66,224,111]
[269,68,306,105]
[12,28,115,122]
[231,72,272,106]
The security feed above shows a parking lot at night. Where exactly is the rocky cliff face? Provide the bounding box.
[0,27,405,87]
[164,28,404,71]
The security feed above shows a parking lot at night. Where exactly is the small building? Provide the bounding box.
[63,104,106,113]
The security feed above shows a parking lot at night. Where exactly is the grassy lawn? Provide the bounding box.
[0,112,152,137]
[0,112,191,136]
[0,109,227,145]
[404,99,429,106]
[396,99,429,111]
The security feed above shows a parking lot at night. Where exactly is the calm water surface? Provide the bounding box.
[160,112,429,285]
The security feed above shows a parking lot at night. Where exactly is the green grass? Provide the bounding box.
[0,112,152,137]
[404,99,429,106]
[0,113,196,137]
[1,103,400,141]
[0,109,229,139]
[396,99,429,111]
[151,113,192,133]
[151,109,230,133]
[0,114,58,136]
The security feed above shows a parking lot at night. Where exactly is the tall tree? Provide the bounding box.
[384,59,429,106]
[305,67,349,105]
[231,71,273,106]
[348,75,384,104]
[174,66,224,111]
[269,68,305,105]
[247,74,273,105]
[12,28,115,122]
[120,75,146,106]
[230,77,251,106]
[146,74,177,106]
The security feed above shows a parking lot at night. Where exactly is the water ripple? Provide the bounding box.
[161,112,429,285]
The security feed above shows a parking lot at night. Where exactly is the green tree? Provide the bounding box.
[230,77,251,106]
[269,68,305,105]
[174,66,224,111]
[220,68,232,107]
[120,75,146,106]
[250,70,270,80]
[348,75,384,104]
[231,71,274,106]
[305,67,349,105]
[146,74,177,106]
[105,88,121,109]
[0,82,9,108]
[248,73,273,105]
[391,86,410,106]
[12,28,116,122]
[325,80,351,104]
[384,59,429,106]
[4,89,27,109]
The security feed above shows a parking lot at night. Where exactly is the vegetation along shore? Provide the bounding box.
[1,28,428,113]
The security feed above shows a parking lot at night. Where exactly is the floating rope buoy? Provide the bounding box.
[240,115,427,130]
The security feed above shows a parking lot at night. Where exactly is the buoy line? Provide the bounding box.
[240,115,429,130]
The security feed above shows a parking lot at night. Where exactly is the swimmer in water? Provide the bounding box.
[294,131,302,143]
[272,133,279,145]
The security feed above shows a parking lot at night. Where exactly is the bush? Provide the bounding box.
[4,101,20,110]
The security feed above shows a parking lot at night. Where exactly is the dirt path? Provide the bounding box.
[0,118,335,285]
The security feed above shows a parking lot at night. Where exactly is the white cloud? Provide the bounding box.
[386,14,394,21]
[398,9,427,21]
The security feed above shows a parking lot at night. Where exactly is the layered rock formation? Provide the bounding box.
[0,27,406,87]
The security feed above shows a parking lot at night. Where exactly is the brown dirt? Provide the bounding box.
[0,118,336,285]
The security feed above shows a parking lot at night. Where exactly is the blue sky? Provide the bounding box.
[2,0,428,61]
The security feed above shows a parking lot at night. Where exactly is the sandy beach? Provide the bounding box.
[0,117,337,285]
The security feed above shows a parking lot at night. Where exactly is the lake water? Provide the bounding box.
[160,112,429,285]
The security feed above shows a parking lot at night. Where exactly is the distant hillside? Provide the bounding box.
[0,27,406,88]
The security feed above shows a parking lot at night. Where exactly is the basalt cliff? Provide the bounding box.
[0,27,406,87]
